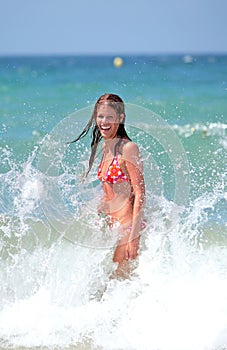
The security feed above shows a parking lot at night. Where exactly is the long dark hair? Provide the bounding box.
[70,93,131,177]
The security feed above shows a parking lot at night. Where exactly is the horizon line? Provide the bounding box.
[0,51,227,58]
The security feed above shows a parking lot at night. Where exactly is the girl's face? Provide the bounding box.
[96,104,122,140]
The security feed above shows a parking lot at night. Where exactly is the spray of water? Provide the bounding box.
[0,105,226,350]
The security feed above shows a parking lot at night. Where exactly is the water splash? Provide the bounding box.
[0,143,226,350]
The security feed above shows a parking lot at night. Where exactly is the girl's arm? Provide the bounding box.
[123,142,146,258]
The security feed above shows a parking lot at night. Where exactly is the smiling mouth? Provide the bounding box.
[101,125,111,130]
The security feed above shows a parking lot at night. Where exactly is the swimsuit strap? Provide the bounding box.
[115,137,129,161]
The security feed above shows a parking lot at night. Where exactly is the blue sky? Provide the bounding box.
[0,0,227,55]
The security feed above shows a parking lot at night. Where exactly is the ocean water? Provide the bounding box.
[0,54,227,350]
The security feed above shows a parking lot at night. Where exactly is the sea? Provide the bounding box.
[0,54,226,350]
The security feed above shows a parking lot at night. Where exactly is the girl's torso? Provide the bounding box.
[97,139,134,224]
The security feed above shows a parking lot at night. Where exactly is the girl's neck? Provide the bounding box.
[104,137,119,153]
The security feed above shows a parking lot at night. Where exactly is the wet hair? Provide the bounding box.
[70,93,131,177]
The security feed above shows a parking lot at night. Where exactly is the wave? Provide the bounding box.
[173,121,227,143]
[0,193,226,349]
[0,133,226,349]
[0,181,226,349]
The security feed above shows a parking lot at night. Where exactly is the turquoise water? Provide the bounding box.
[0,55,227,349]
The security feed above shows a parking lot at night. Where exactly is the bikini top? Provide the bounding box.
[97,141,129,184]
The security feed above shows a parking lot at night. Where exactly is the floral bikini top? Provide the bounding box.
[97,140,129,184]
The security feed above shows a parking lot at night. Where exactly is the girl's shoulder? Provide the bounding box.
[121,140,141,165]
[122,139,139,155]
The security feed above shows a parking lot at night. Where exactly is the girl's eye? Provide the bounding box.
[97,115,114,121]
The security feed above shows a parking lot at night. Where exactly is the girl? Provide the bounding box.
[71,94,146,277]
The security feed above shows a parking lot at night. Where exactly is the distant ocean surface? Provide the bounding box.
[0,55,227,350]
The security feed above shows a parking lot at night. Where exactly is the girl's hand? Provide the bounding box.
[126,236,140,260]
[97,200,108,215]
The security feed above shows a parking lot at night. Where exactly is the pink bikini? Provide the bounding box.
[97,143,129,184]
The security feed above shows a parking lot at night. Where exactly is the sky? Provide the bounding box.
[0,0,227,55]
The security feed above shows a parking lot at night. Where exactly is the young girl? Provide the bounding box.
[71,94,146,277]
